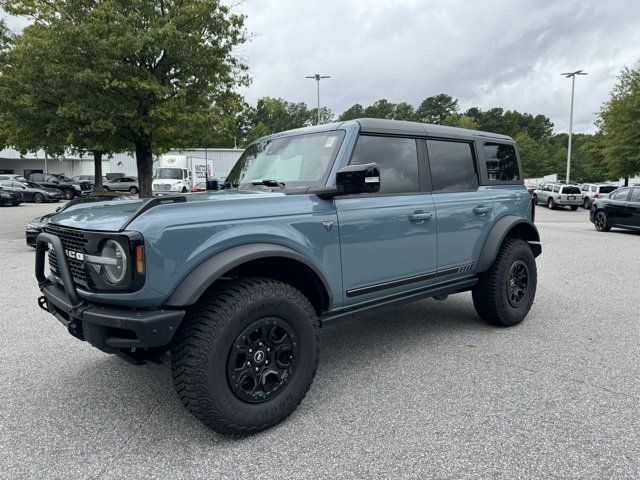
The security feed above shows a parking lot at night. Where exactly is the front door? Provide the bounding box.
[605,187,633,225]
[336,135,437,307]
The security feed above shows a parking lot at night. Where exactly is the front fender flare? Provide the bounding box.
[476,216,541,273]
[165,243,332,307]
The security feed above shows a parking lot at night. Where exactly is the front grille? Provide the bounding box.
[153,183,171,191]
[44,225,91,287]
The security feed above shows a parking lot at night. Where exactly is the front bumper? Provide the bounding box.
[26,228,41,247]
[35,232,184,353]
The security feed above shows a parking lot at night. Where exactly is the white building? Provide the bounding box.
[0,147,243,179]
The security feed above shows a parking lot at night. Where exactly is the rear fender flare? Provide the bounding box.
[476,216,541,273]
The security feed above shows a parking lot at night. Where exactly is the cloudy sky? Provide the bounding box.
[234,0,640,133]
[3,0,640,133]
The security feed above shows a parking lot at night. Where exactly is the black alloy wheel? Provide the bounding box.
[594,211,611,232]
[506,260,529,308]
[62,189,74,200]
[227,317,297,403]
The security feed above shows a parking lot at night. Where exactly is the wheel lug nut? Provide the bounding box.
[255,367,259,372]
[267,348,270,352]
[249,349,252,353]
[265,360,269,364]
[259,342,263,346]
[247,362,251,366]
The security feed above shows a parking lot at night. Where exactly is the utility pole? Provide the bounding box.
[306,73,330,125]
[561,70,587,183]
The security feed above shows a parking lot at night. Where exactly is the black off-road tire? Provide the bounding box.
[170,277,319,437]
[472,238,537,327]
[570,205,578,211]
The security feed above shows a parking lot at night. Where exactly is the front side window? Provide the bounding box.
[483,143,520,181]
[227,131,345,189]
[611,188,630,200]
[427,140,478,193]
[350,136,418,194]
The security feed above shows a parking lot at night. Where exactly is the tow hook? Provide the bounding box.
[37,296,49,312]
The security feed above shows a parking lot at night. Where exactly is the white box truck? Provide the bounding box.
[152,155,209,194]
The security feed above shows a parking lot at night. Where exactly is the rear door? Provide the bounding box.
[626,188,640,228]
[427,139,494,276]
[336,135,438,306]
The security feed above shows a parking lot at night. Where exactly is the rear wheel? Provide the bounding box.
[33,192,44,203]
[129,186,138,194]
[170,277,319,436]
[532,194,538,205]
[547,198,557,210]
[594,210,611,232]
[103,186,110,191]
[472,238,537,327]
[583,198,590,209]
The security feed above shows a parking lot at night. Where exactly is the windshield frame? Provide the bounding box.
[226,130,346,190]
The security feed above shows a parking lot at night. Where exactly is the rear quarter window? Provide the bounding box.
[482,143,520,181]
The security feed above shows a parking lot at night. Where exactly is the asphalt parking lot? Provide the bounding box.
[1,202,639,479]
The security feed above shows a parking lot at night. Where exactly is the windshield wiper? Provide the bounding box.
[251,179,286,188]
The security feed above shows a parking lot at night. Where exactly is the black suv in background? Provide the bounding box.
[29,173,92,199]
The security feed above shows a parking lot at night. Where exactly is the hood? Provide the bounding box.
[48,189,286,232]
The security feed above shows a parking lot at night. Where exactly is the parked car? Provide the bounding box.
[103,176,139,193]
[0,185,23,206]
[525,184,539,196]
[533,184,582,210]
[0,174,28,183]
[34,118,541,436]
[25,195,133,247]
[191,182,206,192]
[579,183,619,209]
[0,180,62,203]
[29,173,92,199]
[590,186,640,232]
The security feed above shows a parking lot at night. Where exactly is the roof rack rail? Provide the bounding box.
[119,195,187,231]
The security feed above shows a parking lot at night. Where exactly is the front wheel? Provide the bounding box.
[170,277,319,436]
[547,198,557,210]
[472,238,537,327]
[62,189,74,200]
[594,210,611,232]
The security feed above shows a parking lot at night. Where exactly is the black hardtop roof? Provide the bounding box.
[353,118,514,141]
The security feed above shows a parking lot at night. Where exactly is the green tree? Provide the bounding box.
[363,99,397,119]
[598,64,640,184]
[415,94,458,124]
[3,0,249,197]
[338,103,365,121]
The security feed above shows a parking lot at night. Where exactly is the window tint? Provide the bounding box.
[483,143,519,181]
[427,140,477,193]
[611,188,630,200]
[561,186,581,194]
[350,136,418,194]
[599,186,617,194]
[630,188,640,203]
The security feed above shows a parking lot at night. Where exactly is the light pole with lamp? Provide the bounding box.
[561,70,587,183]
[305,73,330,125]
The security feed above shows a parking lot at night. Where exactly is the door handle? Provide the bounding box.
[473,205,492,215]
[409,211,433,223]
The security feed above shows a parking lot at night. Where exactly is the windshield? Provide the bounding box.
[226,131,345,188]
[156,168,184,180]
[52,174,72,182]
[24,182,41,188]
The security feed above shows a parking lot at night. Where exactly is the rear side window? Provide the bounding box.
[427,140,478,193]
[553,185,560,193]
[350,136,419,194]
[483,143,520,181]
[561,186,581,194]
[599,186,617,194]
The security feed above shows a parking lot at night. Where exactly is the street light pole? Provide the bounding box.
[561,70,587,183]
[306,73,330,125]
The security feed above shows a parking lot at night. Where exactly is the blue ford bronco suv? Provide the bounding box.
[35,119,541,436]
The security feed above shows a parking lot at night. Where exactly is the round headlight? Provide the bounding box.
[100,240,127,284]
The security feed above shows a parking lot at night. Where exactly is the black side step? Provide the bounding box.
[320,277,477,328]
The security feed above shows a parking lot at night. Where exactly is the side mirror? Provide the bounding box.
[336,163,380,195]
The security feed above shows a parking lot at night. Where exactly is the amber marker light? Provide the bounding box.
[135,245,145,274]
